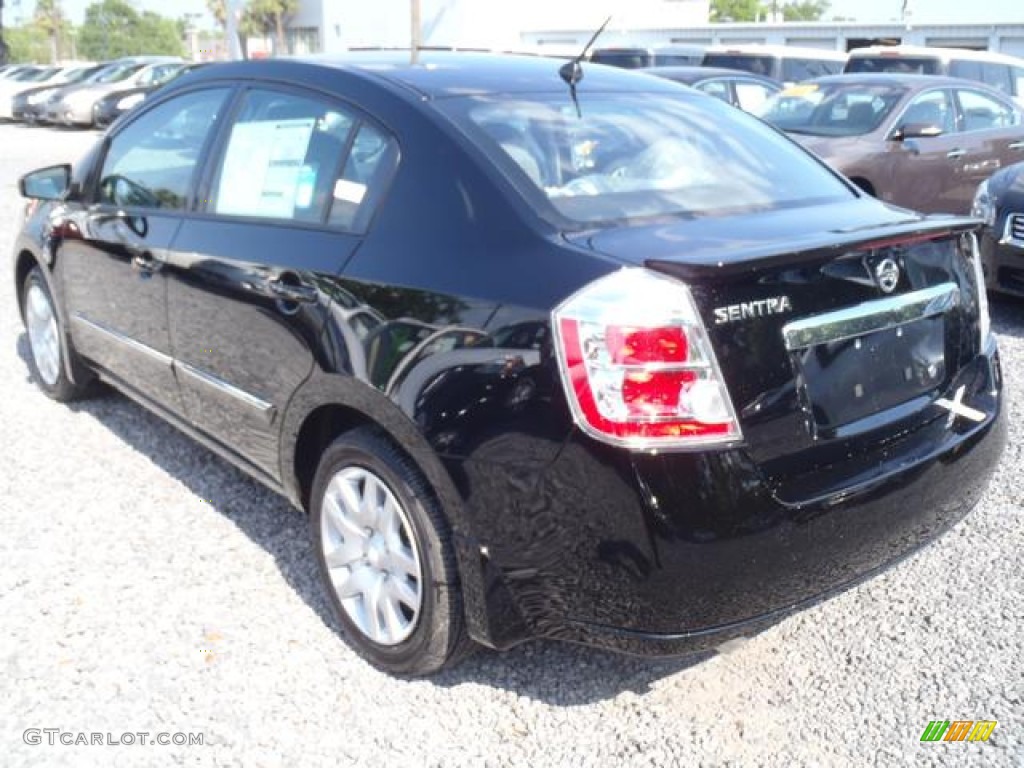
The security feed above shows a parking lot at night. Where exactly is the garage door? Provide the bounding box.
[999,37,1024,58]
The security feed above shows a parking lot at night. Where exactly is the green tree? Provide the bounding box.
[78,0,184,59]
[34,0,69,63]
[243,0,298,56]
[783,0,830,21]
[710,0,762,22]
[7,25,52,64]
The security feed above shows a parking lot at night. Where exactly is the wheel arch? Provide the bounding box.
[280,371,530,650]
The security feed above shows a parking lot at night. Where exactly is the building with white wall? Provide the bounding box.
[286,0,710,53]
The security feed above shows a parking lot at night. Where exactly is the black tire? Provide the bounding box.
[20,266,93,402]
[310,426,471,676]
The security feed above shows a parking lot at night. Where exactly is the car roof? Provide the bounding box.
[848,45,1024,66]
[197,51,687,99]
[704,44,848,60]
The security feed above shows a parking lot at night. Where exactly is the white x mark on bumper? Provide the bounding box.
[936,385,986,425]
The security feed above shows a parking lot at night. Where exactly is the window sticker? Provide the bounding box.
[216,117,316,218]
[334,178,367,205]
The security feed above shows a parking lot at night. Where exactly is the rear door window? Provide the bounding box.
[733,80,777,112]
[695,78,731,104]
[208,88,397,232]
[954,88,1019,132]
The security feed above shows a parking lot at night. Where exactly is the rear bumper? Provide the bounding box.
[464,344,1004,655]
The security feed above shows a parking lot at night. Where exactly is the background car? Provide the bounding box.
[43,57,182,127]
[13,53,1003,677]
[641,65,780,112]
[846,45,1024,106]
[973,161,1024,294]
[92,62,212,128]
[0,63,96,120]
[13,63,108,123]
[701,44,847,84]
[758,73,1024,214]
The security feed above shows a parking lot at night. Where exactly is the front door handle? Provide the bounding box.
[946,148,966,159]
[268,276,318,304]
[1009,141,1024,151]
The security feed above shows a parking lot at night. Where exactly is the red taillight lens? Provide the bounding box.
[553,269,741,450]
[605,325,688,364]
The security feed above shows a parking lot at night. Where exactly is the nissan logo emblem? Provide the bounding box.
[874,258,900,294]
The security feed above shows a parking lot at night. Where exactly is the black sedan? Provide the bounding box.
[973,162,1024,294]
[640,65,781,111]
[13,53,1004,676]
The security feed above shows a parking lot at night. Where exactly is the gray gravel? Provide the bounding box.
[0,122,1021,767]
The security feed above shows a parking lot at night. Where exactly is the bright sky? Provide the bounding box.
[12,0,1024,30]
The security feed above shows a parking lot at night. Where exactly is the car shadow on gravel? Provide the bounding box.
[16,334,715,704]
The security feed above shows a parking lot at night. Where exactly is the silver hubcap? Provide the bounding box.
[25,283,61,387]
[320,467,423,646]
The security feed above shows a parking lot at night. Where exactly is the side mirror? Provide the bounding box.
[19,164,71,201]
[892,122,944,141]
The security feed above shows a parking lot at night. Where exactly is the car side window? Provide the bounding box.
[1014,67,1024,98]
[950,60,983,84]
[981,63,1012,94]
[734,81,775,112]
[330,122,399,231]
[897,90,955,134]
[98,88,229,210]
[210,88,396,232]
[695,79,731,104]
[955,89,1019,132]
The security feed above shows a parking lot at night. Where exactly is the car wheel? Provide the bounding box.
[310,426,471,676]
[20,266,92,402]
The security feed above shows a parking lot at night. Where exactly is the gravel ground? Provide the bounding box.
[0,122,1021,768]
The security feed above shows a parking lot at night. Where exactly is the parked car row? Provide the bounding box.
[0,56,193,129]
[592,42,1024,103]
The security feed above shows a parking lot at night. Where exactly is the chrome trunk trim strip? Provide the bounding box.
[782,283,960,351]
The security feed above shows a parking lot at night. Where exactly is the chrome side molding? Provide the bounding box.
[782,283,960,351]
[71,313,174,367]
[71,312,274,420]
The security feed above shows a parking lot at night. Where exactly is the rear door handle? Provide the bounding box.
[1009,141,1024,151]
[946,149,966,159]
[268,276,318,304]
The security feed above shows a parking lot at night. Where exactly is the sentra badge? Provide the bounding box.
[714,296,793,325]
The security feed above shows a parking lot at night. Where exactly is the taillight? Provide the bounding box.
[962,232,991,348]
[552,268,742,450]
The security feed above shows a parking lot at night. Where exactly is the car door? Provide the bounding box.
[882,88,969,214]
[164,86,399,476]
[952,86,1024,175]
[59,86,231,411]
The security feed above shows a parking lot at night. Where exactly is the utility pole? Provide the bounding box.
[410,0,421,62]
[0,0,8,66]
[226,0,243,60]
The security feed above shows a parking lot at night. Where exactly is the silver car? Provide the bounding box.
[44,58,181,127]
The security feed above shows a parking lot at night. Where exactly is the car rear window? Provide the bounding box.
[437,91,852,226]
[846,56,942,75]
[702,54,776,78]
